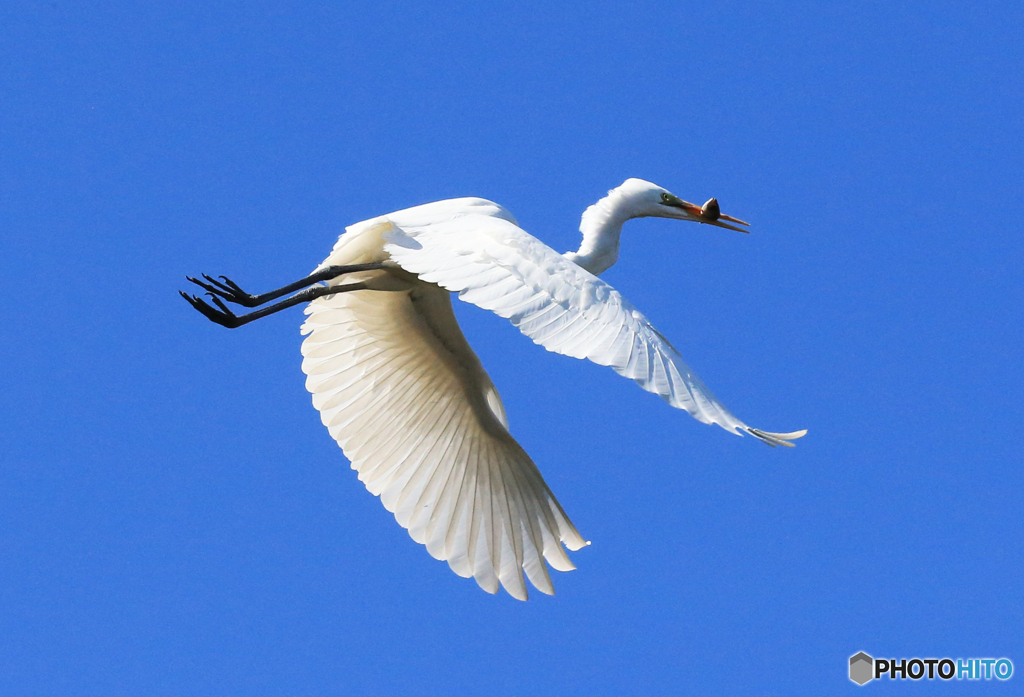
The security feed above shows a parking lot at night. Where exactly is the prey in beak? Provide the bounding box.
[661,193,751,233]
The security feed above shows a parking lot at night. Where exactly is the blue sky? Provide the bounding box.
[2,1,1021,694]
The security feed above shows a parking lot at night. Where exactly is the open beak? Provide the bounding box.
[674,197,751,233]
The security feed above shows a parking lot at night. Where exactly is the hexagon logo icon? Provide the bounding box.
[850,652,874,685]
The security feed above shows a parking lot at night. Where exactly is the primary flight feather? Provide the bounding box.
[181,178,806,600]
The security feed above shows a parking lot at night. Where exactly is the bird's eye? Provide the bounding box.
[660,193,671,203]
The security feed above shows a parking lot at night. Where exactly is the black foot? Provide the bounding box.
[179,291,244,328]
[185,274,260,307]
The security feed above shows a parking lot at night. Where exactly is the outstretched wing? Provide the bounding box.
[383,213,805,447]
[300,277,587,601]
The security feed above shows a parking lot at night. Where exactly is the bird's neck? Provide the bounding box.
[563,187,634,276]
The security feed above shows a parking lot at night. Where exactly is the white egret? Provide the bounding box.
[181,178,805,600]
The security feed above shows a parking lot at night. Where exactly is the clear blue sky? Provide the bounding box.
[2,2,1021,694]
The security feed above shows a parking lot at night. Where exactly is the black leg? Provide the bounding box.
[185,262,387,308]
[180,281,369,329]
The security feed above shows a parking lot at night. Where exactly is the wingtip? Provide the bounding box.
[748,428,808,447]
[562,539,589,553]
[506,585,529,602]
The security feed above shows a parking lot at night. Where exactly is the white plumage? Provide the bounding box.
[183,178,806,600]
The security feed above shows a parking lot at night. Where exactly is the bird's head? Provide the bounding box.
[617,178,750,233]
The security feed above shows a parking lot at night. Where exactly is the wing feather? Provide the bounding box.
[301,281,586,599]
[396,403,463,524]
[382,213,805,445]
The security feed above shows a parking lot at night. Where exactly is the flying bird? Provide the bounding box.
[181,178,805,600]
